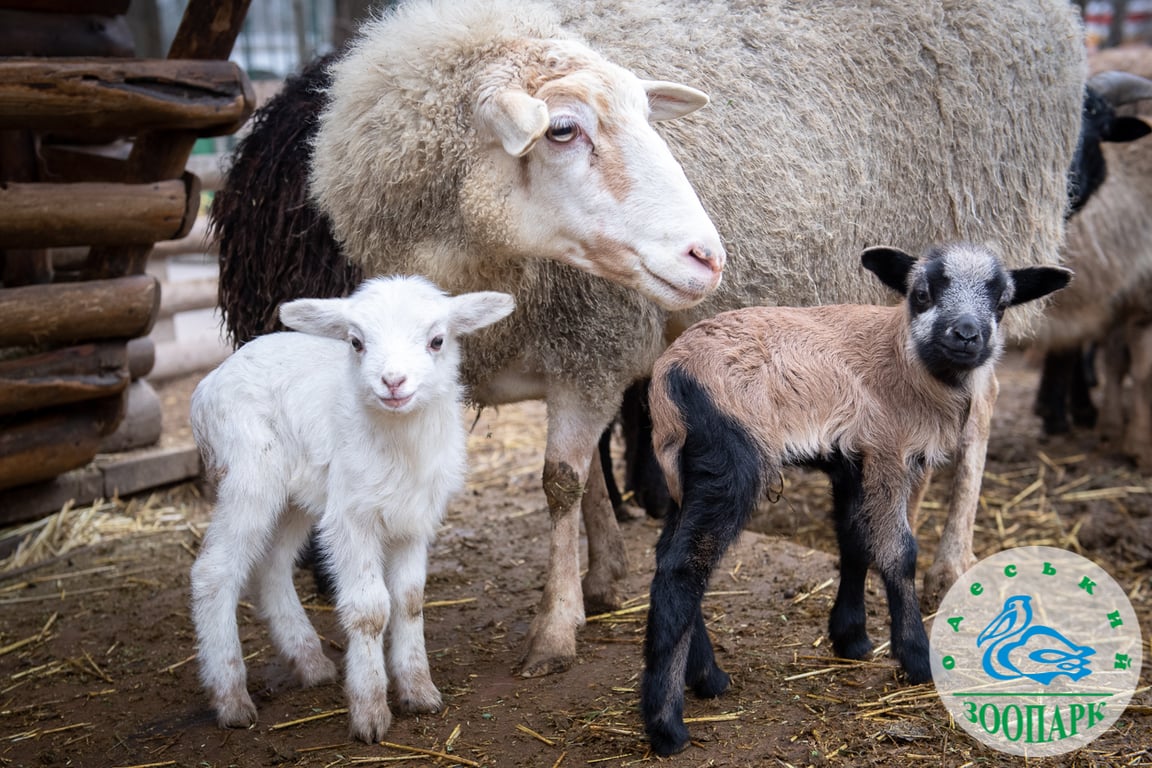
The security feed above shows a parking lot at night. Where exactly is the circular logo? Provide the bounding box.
[930,546,1142,757]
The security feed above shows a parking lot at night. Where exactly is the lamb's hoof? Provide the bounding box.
[831,633,874,662]
[348,698,392,744]
[396,678,442,714]
[517,651,575,678]
[899,653,933,685]
[296,652,338,687]
[214,692,258,729]
[689,665,730,699]
[647,720,691,757]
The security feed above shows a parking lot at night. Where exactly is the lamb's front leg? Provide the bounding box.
[923,374,997,609]
[322,512,392,743]
[518,386,617,677]
[384,535,442,714]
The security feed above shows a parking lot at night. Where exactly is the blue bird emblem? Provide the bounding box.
[976,595,1095,685]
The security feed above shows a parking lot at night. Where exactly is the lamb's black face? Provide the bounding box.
[906,245,1010,385]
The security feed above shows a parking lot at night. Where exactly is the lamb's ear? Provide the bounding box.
[279,297,350,339]
[1008,266,1073,306]
[643,80,709,122]
[477,89,549,157]
[449,291,516,335]
[861,246,917,296]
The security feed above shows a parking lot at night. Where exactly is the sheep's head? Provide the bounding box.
[467,40,726,310]
[862,244,1072,385]
[279,277,515,414]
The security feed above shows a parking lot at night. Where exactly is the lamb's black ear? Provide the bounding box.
[861,246,917,296]
[1009,266,1073,306]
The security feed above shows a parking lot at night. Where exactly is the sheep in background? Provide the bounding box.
[1033,63,1152,436]
[642,244,1071,755]
[189,276,515,742]
[211,0,1086,677]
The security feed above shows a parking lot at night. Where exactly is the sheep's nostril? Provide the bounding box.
[382,375,407,392]
[688,245,724,275]
[953,319,981,344]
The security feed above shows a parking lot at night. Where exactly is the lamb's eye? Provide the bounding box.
[350,337,364,353]
[429,336,444,352]
[914,288,931,307]
[546,120,579,143]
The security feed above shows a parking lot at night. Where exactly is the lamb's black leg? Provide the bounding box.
[1035,348,1076,435]
[823,453,873,660]
[641,368,763,756]
[1070,343,1099,429]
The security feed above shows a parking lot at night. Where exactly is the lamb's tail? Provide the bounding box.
[211,53,362,348]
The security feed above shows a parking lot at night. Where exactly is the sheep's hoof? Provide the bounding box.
[647,721,692,757]
[396,678,442,713]
[296,652,338,687]
[518,651,575,678]
[921,562,966,612]
[214,692,258,729]
[348,699,392,744]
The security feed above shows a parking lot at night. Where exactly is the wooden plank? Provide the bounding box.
[99,443,201,498]
[0,275,159,346]
[0,177,197,248]
[0,11,134,57]
[0,464,105,527]
[0,59,253,135]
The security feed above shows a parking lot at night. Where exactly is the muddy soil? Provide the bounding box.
[1,352,1149,768]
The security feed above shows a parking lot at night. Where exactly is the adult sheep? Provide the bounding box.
[212,0,1086,678]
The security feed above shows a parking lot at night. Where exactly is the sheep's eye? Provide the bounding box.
[429,335,444,352]
[913,288,931,308]
[546,120,579,143]
[350,337,364,353]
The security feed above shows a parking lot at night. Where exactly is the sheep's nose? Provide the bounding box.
[688,244,725,274]
[382,374,407,392]
[953,318,981,344]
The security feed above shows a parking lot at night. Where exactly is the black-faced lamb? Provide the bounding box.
[641,244,1070,756]
[211,0,1086,677]
[189,276,514,742]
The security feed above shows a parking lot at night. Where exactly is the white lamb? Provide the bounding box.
[188,276,515,743]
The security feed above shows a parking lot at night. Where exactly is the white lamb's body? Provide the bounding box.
[189,276,514,742]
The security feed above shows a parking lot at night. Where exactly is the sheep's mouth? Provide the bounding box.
[380,394,413,410]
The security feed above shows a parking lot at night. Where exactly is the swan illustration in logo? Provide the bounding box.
[976,595,1096,684]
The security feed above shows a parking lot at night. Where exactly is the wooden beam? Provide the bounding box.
[0,275,159,346]
[0,395,124,492]
[0,59,254,136]
[0,342,129,416]
[0,11,134,57]
[0,176,199,248]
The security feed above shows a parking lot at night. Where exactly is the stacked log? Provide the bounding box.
[0,0,252,502]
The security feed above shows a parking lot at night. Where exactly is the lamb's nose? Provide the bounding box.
[953,318,981,344]
[382,375,407,392]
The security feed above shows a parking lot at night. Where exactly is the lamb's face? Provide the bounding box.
[905,245,1011,384]
[470,43,726,310]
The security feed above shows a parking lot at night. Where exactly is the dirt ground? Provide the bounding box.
[1,351,1149,768]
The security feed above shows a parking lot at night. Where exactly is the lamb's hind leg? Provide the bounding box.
[253,504,337,687]
[641,370,762,756]
[191,471,287,728]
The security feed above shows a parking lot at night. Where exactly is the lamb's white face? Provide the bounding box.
[472,49,726,310]
[280,278,515,415]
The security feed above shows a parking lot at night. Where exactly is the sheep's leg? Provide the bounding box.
[863,460,931,684]
[1069,343,1099,429]
[906,467,932,535]
[384,536,442,714]
[923,374,998,610]
[322,512,393,743]
[253,504,337,687]
[1034,348,1074,435]
[641,374,759,756]
[1098,326,1130,443]
[518,388,617,677]
[582,448,628,613]
[824,454,873,661]
[1123,322,1152,470]
[190,476,286,728]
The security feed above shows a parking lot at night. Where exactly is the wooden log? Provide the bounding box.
[0,128,53,285]
[0,1,130,14]
[0,395,123,492]
[0,59,254,136]
[99,378,161,453]
[0,275,159,346]
[0,11,134,57]
[0,176,199,248]
[126,336,155,379]
[87,0,252,278]
[0,341,129,416]
[159,275,218,318]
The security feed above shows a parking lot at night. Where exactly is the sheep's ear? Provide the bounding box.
[279,297,350,339]
[1008,266,1073,306]
[478,89,550,157]
[449,291,516,335]
[643,80,709,122]
[1107,115,1152,143]
[860,246,917,295]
